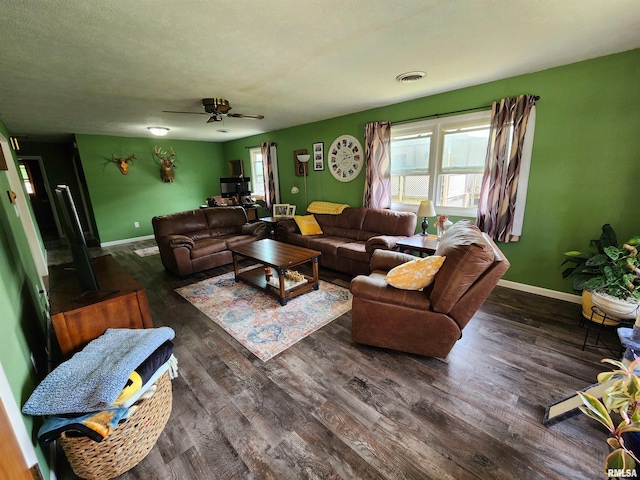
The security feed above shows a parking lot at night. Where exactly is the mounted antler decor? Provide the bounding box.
[110,153,135,175]
[153,146,177,182]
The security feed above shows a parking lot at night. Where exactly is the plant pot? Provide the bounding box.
[591,290,639,320]
[582,290,619,326]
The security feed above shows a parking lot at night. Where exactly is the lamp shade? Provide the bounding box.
[297,154,311,163]
[417,200,436,218]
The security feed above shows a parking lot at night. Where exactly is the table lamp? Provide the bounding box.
[417,200,436,236]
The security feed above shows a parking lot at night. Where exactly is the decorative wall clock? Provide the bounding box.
[328,134,363,182]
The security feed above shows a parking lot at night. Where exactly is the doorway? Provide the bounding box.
[18,157,62,243]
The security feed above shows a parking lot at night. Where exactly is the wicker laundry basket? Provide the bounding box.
[59,371,172,480]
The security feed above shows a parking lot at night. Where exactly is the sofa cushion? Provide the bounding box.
[223,234,260,249]
[337,242,369,263]
[362,209,417,237]
[152,209,207,239]
[385,256,446,291]
[307,236,348,257]
[293,215,324,235]
[430,220,495,313]
[203,206,247,229]
[190,238,227,259]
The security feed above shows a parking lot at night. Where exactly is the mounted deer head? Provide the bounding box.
[110,153,135,175]
[153,146,176,182]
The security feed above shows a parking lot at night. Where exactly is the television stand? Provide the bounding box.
[48,254,153,358]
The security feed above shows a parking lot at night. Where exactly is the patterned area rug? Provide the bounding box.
[134,246,159,257]
[175,272,352,361]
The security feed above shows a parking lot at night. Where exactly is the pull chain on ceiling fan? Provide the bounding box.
[163,98,264,123]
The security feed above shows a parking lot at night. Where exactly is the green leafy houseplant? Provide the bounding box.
[560,224,619,293]
[579,358,640,475]
[561,225,640,302]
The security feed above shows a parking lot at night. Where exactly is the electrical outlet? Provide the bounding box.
[134,222,140,228]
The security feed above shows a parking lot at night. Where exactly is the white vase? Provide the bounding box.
[591,290,640,320]
[436,219,453,239]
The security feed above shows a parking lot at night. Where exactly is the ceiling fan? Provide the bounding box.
[163,98,264,123]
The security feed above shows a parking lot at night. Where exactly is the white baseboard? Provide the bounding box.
[498,279,581,304]
[100,234,155,247]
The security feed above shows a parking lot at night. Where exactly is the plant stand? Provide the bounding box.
[582,306,633,356]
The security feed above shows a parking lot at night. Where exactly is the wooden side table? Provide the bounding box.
[48,254,153,358]
[396,234,439,257]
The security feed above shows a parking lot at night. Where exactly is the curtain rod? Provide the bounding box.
[244,142,277,149]
[392,95,540,126]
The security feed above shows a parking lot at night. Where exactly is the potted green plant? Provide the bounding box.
[561,224,619,324]
[561,225,640,321]
[579,358,640,476]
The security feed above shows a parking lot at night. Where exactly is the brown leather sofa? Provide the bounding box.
[349,220,509,358]
[152,206,266,276]
[277,207,417,276]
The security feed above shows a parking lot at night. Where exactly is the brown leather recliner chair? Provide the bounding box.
[349,220,510,358]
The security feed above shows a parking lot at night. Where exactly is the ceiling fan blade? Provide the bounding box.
[162,110,210,115]
[227,113,265,120]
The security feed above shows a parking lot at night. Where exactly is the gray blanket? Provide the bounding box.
[23,327,175,415]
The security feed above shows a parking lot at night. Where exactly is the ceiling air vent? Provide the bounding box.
[396,71,427,83]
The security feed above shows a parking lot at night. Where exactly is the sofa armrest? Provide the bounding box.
[365,235,404,254]
[370,250,415,272]
[276,219,298,239]
[159,234,195,250]
[350,273,430,309]
[240,221,267,237]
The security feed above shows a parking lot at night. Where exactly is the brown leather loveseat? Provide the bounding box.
[349,220,509,358]
[152,206,266,276]
[277,207,417,276]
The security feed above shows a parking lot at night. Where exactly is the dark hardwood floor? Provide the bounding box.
[52,239,619,479]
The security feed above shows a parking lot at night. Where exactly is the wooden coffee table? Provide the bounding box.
[230,239,321,305]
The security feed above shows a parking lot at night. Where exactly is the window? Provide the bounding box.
[249,148,265,199]
[19,163,34,195]
[391,110,490,216]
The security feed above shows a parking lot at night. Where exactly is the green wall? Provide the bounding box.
[224,49,640,294]
[0,121,50,477]
[75,135,225,243]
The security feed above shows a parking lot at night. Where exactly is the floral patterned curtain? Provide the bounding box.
[261,142,278,209]
[476,95,537,242]
[363,121,391,209]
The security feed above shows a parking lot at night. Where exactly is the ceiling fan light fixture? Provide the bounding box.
[396,71,427,83]
[148,127,169,136]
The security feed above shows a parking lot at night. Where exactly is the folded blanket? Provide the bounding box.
[306,201,350,215]
[38,405,134,446]
[23,327,175,415]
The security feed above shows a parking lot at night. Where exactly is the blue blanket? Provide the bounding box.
[23,327,175,415]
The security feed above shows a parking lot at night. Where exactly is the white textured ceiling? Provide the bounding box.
[0,0,639,142]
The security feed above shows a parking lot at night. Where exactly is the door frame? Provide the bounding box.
[18,155,64,239]
[0,134,48,288]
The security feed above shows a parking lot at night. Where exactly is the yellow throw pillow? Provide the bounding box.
[385,255,446,290]
[293,215,324,236]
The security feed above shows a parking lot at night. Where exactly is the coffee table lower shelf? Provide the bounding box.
[236,266,319,305]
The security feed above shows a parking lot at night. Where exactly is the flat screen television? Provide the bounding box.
[54,185,100,292]
[220,177,251,198]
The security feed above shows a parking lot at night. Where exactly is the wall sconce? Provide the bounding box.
[291,186,300,194]
[296,153,310,207]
